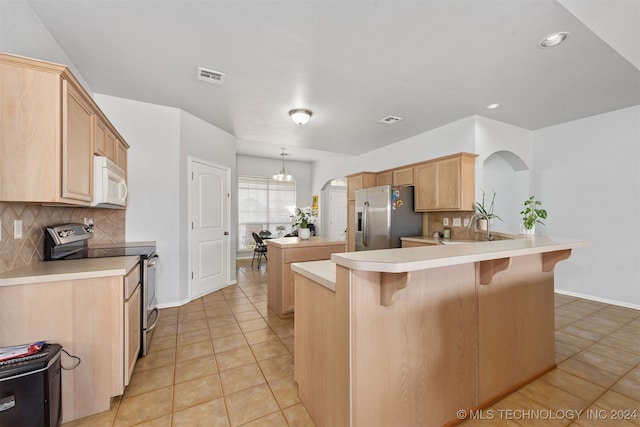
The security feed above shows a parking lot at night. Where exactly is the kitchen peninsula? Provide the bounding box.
[266,237,346,318]
[291,236,589,427]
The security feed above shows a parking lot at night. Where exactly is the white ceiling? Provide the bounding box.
[25,0,640,162]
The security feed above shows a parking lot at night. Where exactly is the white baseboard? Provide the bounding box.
[555,288,640,311]
[157,279,239,309]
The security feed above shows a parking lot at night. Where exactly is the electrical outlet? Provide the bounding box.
[14,220,22,239]
[452,218,462,227]
[443,218,449,226]
[0,220,2,241]
[463,218,470,227]
[84,217,94,227]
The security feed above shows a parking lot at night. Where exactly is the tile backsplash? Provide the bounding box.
[0,202,125,274]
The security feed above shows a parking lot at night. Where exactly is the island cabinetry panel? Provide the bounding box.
[414,152,477,212]
[477,254,555,404]
[0,53,128,205]
[0,264,140,423]
[294,264,478,427]
[267,238,346,318]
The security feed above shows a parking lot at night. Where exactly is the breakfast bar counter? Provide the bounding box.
[291,235,589,427]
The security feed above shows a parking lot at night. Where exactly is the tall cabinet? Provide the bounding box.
[0,53,129,204]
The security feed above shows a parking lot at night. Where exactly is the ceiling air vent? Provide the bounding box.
[378,115,403,124]
[197,67,225,85]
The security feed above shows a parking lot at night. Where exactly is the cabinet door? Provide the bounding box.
[376,171,393,186]
[94,117,106,156]
[435,157,461,209]
[62,81,93,202]
[393,167,414,186]
[115,139,128,173]
[124,283,141,386]
[0,62,59,202]
[414,163,437,211]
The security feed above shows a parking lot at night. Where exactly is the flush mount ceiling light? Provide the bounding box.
[486,103,500,110]
[289,109,313,125]
[273,147,293,181]
[539,32,570,48]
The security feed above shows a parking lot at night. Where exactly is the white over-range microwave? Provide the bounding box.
[92,156,128,208]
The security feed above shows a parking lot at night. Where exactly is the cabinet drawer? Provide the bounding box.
[284,246,346,264]
[124,263,141,299]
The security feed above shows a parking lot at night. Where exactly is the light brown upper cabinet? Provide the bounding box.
[346,172,376,201]
[62,82,94,202]
[376,166,414,187]
[0,53,128,205]
[95,116,129,174]
[414,153,477,212]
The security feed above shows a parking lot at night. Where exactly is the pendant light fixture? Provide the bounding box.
[289,108,313,125]
[273,147,293,181]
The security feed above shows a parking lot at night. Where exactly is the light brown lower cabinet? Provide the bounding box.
[266,237,347,318]
[294,252,564,426]
[0,263,141,423]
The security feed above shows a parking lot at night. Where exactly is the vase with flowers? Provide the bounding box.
[292,207,317,240]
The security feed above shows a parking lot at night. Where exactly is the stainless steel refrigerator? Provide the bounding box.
[355,185,423,251]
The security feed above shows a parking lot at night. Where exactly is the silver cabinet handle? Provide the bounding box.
[0,395,15,412]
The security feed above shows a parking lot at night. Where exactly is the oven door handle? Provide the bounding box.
[0,395,16,412]
[146,254,159,267]
[146,307,160,332]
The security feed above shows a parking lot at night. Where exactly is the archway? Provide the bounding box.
[482,150,530,233]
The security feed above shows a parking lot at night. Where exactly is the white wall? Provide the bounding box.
[474,117,533,234]
[179,110,237,301]
[0,0,92,92]
[312,116,477,196]
[96,95,238,307]
[532,106,640,307]
[95,95,182,306]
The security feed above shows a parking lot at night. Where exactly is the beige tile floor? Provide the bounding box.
[64,260,639,427]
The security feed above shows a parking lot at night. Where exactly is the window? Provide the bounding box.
[238,176,296,250]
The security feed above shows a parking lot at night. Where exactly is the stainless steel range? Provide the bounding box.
[44,223,159,357]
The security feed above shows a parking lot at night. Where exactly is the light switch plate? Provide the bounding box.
[452,218,462,227]
[443,218,449,226]
[0,220,2,241]
[14,220,22,239]
[463,218,470,227]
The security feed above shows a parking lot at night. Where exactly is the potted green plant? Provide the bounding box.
[292,207,317,240]
[470,189,502,240]
[520,195,547,235]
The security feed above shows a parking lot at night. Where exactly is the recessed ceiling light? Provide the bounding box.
[486,103,500,110]
[539,32,570,48]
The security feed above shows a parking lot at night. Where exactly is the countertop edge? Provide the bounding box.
[266,237,347,248]
[0,256,140,287]
[331,236,590,273]
[291,260,336,292]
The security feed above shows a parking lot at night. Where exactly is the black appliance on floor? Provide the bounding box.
[0,343,63,427]
[44,224,159,356]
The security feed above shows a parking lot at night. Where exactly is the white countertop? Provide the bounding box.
[331,235,590,273]
[0,256,140,287]
[266,236,347,249]
[291,260,337,291]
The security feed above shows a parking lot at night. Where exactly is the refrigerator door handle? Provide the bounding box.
[362,201,369,248]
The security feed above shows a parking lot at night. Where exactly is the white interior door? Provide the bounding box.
[190,159,230,299]
[329,187,347,240]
